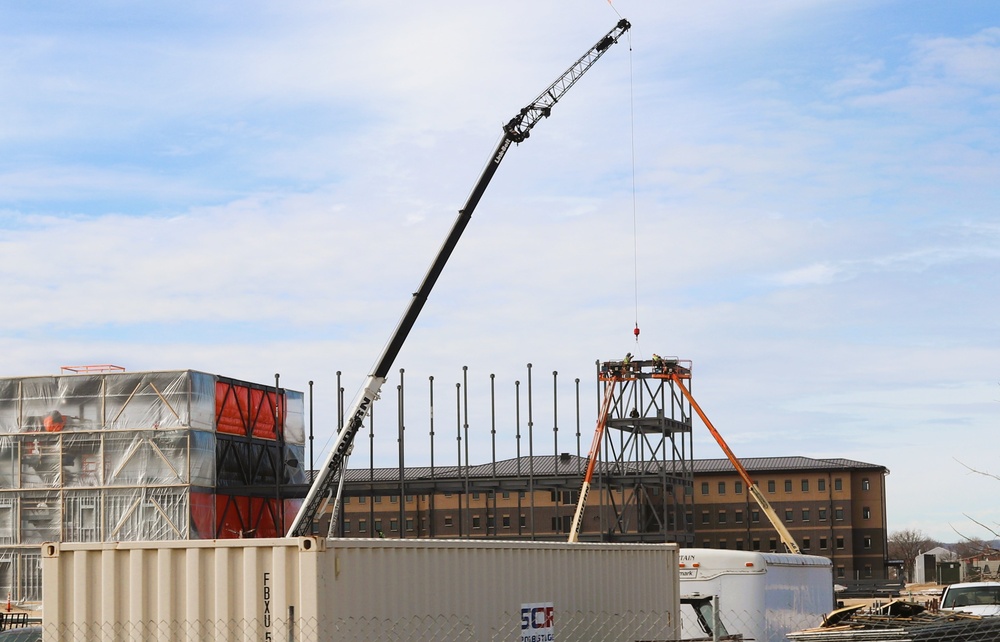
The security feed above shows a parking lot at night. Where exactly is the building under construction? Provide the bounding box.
[0,368,306,601]
[322,357,698,545]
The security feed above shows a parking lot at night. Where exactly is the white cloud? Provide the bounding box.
[1,1,999,543]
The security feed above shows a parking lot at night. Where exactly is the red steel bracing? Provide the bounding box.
[568,379,618,542]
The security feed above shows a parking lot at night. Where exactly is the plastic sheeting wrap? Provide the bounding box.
[0,369,307,601]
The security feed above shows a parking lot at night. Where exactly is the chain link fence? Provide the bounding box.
[678,600,824,642]
[34,609,676,642]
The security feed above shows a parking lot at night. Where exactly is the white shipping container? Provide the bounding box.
[42,537,680,642]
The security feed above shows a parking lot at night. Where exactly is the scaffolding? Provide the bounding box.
[594,356,696,544]
[0,369,306,602]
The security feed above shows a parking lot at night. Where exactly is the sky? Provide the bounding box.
[1,1,998,544]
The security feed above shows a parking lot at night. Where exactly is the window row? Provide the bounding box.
[698,534,875,552]
[342,489,575,504]
[341,513,533,534]
[700,477,871,496]
[699,506,874,525]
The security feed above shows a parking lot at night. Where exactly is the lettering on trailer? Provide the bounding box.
[263,571,273,641]
[520,603,554,642]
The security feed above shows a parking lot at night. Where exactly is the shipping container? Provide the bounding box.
[42,537,679,642]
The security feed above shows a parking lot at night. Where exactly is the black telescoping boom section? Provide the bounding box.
[287,18,630,537]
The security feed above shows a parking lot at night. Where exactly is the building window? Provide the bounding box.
[374,519,382,533]
[718,540,727,549]
[502,514,511,528]
[862,478,870,491]
[520,514,526,528]
[736,539,744,550]
[701,482,710,495]
[718,510,727,524]
[502,491,510,499]
[390,519,398,532]
[473,492,481,500]
[836,536,845,549]
[784,480,793,493]
[735,481,743,494]
[837,566,845,579]
[472,515,481,529]
[767,480,776,493]
[751,510,760,523]
[802,537,811,550]
[864,565,872,577]
[863,536,872,549]
[735,510,744,524]
[358,496,366,504]
[375,495,382,503]
[784,509,793,522]
[863,506,871,520]
[343,520,351,533]
[752,539,761,551]
[818,478,826,492]
[769,538,777,551]
[519,491,526,499]
[701,511,711,525]
[718,482,726,495]
[561,491,579,505]
[343,497,350,504]
[358,519,367,533]
[390,496,398,503]
[801,479,809,492]
[405,495,414,502]
[820,537,828,550]
[487,515,495,529]
[818,508,827,521]
[834,478,843,491]
[703,540,712,548]
[801,509,810,522]
[835,508,844,521]
[406,518,414,531]
[444,516,453,527]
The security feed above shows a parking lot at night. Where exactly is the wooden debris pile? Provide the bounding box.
[788,601,1000,642]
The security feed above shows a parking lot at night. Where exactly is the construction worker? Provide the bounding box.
[652,353,663,373]
[623,352,633,374]
[43,410,65,432]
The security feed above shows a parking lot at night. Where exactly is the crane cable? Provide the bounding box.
[628,29,639,350]
[605,0,640,349]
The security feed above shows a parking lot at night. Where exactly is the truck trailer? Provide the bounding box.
[678,549,833,642]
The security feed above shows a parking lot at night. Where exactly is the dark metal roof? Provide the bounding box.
[340,454,886,483]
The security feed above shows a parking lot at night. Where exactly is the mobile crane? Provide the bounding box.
[287,18,631,537]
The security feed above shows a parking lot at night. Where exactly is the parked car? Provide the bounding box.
[940,581,1000,616]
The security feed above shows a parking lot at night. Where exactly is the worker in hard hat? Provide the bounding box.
[43,410,65,432]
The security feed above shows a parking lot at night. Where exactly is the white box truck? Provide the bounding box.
[678,549,833,642]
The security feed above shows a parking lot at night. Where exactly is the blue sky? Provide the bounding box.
[2,1,999,543]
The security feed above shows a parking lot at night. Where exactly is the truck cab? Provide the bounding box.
[940,582,1000,616]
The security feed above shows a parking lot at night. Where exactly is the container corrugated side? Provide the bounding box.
[43,537,679,642]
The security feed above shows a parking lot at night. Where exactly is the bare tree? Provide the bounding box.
[888,528,936,583]
[953,460,1000,543]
